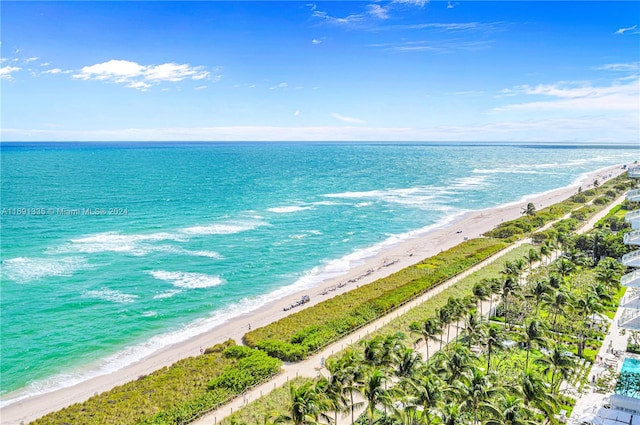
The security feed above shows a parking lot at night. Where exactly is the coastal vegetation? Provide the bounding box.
[243,238,507,361]
[31,341,281,425]
[484,174,634,241]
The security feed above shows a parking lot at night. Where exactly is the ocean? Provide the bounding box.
[0,142,637,404]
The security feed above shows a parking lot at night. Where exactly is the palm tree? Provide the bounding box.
[521,202,537,217]
[483,394,537,425]
[554,258,575,281]
[539,243,551,266]
[500,275,518,329]
[437,403,471,425]
[394,347,422,380]
[528,279,551,315]
[280,381,332,425]
[543,290,570,335]
[484,324,505,372]
[595,257,625,288]
[437,344,473,386]
[321,357,350,425]
[438,306,454,347]
[519,371,557,420]
[462,369,503,424]
[521,319,547,372]
[535,343,575,394]
[337,349,365,424]
[403,372,442,425]
[572,293,604,356]
[473,281,490,317]
[463,310,486,349]
[524,248,540,273]
[360,369,392,425]
[410,317,441,360]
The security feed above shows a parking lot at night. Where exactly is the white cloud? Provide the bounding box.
[615,25,639,35]
[367,4,389,20]
[311,39,322,45]
[42,68,72,75]
[126,81,151,90]
[331,112,366,124]
[0,66,21,80]
[495,79,639,112]
[40,62,50,67]
[72,59,212,90]
[294,110,301,116]
[194,85,207,90]
[391,0,428,7]
[312,10,365,26]
[24,57,39,63]
[595,62,640,72]
[269,82,289,90]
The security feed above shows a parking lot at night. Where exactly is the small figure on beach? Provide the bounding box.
[200,346,204,355]
[248,324,251,330]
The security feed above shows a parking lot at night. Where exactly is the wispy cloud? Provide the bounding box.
[595,62,640,72]
[311,39,322,45]
[24,57,39,63]
[331,112,365,124]
[371,39,492,53]
[72,59,212,90]
[294,110,301,116]
[312,10,365,26]
[269,82,289,90]
[0,66,21,80]
[42,68,72,75]
[391,0,428,7]
[194,85,207,90]
[495,79,639,112]
[615,25,639,35]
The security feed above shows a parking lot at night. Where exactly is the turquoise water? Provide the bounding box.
[1,142,637,404]
[621,358,640,374]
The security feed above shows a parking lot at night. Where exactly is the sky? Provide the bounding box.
[1,1,638,143]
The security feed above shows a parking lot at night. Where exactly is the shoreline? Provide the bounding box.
[0,163,626,425]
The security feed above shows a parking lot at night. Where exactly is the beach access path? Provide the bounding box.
[191,190,627,425]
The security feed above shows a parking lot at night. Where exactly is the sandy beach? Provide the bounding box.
[0,164,625,425]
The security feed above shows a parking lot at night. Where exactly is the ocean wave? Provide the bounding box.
[1,256,90,283]
[147,270,225,289]
[153,289,182,299]
[267,206,313,213]
[322,187,452,209]
[180,220,267,235]
[55,231,187,256]
[82,289,139,304]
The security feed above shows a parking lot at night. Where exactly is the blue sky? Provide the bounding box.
[1,1,638,142]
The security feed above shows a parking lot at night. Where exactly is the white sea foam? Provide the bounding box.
[83,289,139,304]
[322,187,450,209]
[153,289,182,299]
[147,270,224,289]
[56,231,187,256]
[1,256,90,283]
[267,206,312,213]
[181,220,266,235]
